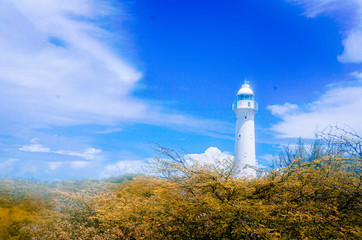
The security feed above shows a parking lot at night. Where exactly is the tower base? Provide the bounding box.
[238,164,256,178]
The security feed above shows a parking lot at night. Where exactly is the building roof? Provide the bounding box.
[237,82,254,95]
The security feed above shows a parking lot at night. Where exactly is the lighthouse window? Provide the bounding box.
[237,94,254,101]
[245,116,247,119]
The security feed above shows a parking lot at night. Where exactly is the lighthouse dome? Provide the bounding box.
[237,82,254,95]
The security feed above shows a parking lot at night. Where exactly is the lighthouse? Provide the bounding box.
[232,81,258,177]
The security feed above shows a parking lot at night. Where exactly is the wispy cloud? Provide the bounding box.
[19,144,51,153]
[19,143,102,160]
[55,148,101,160]
[351,71,362,80]
[0,158,18,172]
[48,161,63,171]
[0,0,231,138]
[269,75,362,138]
[259,154,275,163]
[0,0,144,127]
[47,160,89,171]
[99,160,147,178]
[70,161,89,168]
[289,0,362,63]
[268,103,299,117]
[96,127,123,134]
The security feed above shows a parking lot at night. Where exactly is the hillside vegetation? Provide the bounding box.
[0,128,361,239]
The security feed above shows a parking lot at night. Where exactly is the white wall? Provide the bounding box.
[234,105,257,177]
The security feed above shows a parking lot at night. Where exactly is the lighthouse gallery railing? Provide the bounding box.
[232,101,258,111]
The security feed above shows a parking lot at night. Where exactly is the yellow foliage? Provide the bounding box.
[0,155,360,239]
[0,205,36,240]
[93,156,361,239]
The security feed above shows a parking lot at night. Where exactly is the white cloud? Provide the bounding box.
[0,0,231,138]
[19,144,51,152]
[0,0,144,127]
[187,147,260,176]
[100,148,234,179]
[275,1,362,138]
[351,71,362,80]
[70,161,89,168]
[290,0,355,17]
[290,0,362,63]
[338,30,362,63]
[55,147,102,159]
[0,158,18,171]
[48,161,63,170]
[99,147,261,179]
[267,103,299,117]
[99,160,146,178]
[187,147,234,166]
[96,127,123,134]
[269,78,362,138]
[259,154,275,163]
[30,138,40,143]
[19,141,101,160]
[48,160,90,171]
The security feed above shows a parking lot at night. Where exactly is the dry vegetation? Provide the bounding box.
[1,127,361,239]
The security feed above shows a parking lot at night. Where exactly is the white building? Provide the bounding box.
[232,81,258,177]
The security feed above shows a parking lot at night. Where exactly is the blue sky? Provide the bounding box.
[0,0,361,180]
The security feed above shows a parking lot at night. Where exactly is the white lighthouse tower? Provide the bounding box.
[232,81,258,177]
